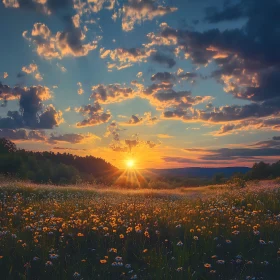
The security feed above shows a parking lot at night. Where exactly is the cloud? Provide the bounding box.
[123,112,158,126]
[77,82,84,95]
[163,136,280,165]
[104,121,123,141]
[151,72,175,84]
[56,63,67,72]
[100,47,155,70]
[49,132,100,144]
[3,72,8,79]
[0,129,47,141]
[23,22,99,59]
[162,98,280,126]
[150,52,176,68]
[212,117,280,136]
[157,133,174,139]
[88,80,210,112]
[122,0,177,32]
[151,70,198,84]
[0,84,63,129]
[76,102,112,127]
[110,137,160,153]
[2,0,73,14]
[21,63,43,81]
[90,84,135,104]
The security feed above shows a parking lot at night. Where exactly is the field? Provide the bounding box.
[0,181,280,279]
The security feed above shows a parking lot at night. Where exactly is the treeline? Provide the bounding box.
[0,138,117,184]
[209,161,280,186]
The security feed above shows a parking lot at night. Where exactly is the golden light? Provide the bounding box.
[126,159,135,169]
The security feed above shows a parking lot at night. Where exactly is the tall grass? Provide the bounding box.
[0,181,279,279]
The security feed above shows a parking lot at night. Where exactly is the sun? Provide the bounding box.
[126,159,135,169]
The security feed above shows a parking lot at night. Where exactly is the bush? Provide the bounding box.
[228,176,247,189]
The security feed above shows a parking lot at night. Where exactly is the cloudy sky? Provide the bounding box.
[0,0,280,169]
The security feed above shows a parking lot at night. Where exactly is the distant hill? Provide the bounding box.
[145,167,251,178]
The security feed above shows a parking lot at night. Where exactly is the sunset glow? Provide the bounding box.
[126,159,135,169]
[0,0,279,169]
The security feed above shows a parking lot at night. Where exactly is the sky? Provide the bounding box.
[0,0,280,169]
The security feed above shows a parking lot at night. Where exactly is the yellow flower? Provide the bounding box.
[100,260,107,264]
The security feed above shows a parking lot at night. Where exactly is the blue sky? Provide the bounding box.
[1,0,280,169]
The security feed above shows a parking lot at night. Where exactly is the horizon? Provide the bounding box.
[1,0,280,169]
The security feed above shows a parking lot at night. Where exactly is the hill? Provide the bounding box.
[145,167,251,178]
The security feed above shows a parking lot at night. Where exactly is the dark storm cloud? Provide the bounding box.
[0,129,46,141]
[0,84,63,129]
[151,52,176,68]
[151,0,280,120]
[151,72,176,83]
[205,2,245,23]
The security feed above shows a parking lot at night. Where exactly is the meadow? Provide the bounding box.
[0,181,280,280]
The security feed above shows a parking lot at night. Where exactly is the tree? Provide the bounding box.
[0,138,17,154]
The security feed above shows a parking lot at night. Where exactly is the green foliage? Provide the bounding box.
[0,138,117,185]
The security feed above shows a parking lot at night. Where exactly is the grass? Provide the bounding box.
[0,180,280,279]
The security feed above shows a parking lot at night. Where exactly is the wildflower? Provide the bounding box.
[177,241,183,246]
[33,257,40,261]
[45,261,53,267]
[232,230,240,235]
[193,236,199,240]
[49,254,59,260]
[109,248,117,253]
[216,260,225,264]
[100,260,107,264]
[112,262,123,267]
[176,267,183,272]
[119,234,124,239]
[77,233,84,237]
[73,272,81,279]
[144,231,150,238]
[130,275,137,279]
[125,264,131,269]
[204,263,211,268]
[225,239,232,244]
[115,256,123,262]
[259,240,266,245]
[143,249,148,253]
[210,270,216,274]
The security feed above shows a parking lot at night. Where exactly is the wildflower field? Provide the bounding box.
[0,181,280,280]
